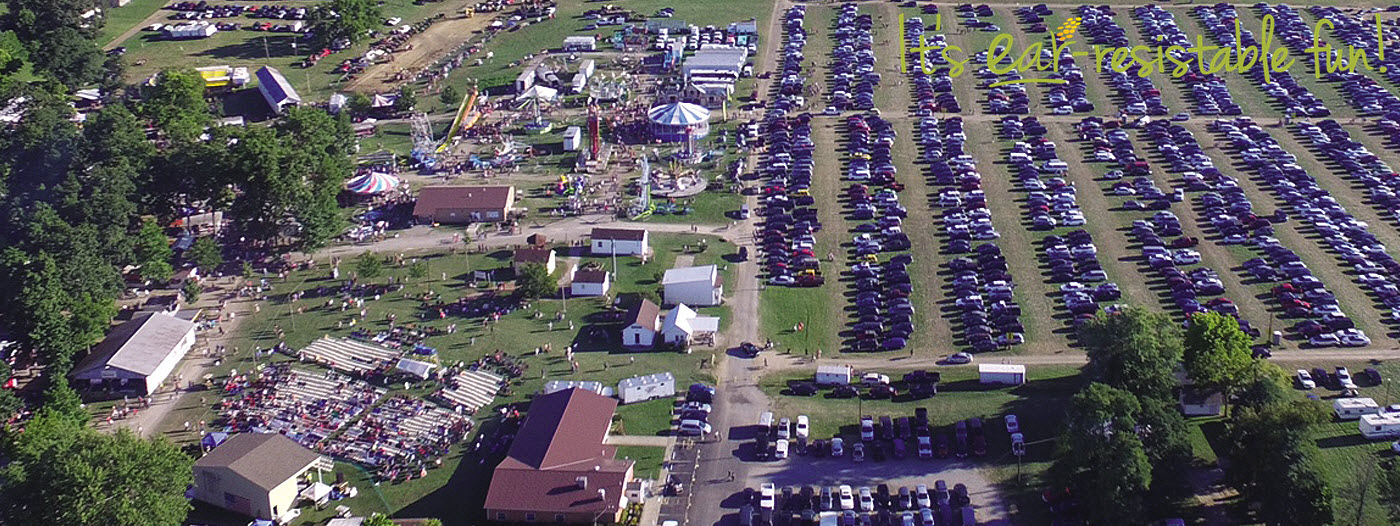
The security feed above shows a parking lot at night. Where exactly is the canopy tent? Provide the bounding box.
[300,482,333,505]
[370,94,398,108]
[396,357,437,379]
[201,431,230,449]
[515,85,559,103]
[345,172,401,194]
[647,102,710,126]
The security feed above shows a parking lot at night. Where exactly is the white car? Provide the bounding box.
[795,415,810,440]
[839,485,855,510]
[1005,414,1020,433]
[861,373,890,386]
[1337,328,1371,347]
[678,420,711,436]
[830,437,845,457]
[777,418,791,440]
[1337,367,1358,389]
[917,436,932,458]
[1392,440,1400,454]
[859,487,874,512]
[775,439,789,459]
[852,443,865,462]
[385,17,402,25]
[760,483,776,509]
[947,352,974,364]
[1296,369,1316,389]
[860,416,875,441]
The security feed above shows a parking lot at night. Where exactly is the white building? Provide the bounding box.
[71,312,198,395]
[570,269,611,297]
[1178,387,1224,417]
[682,46,748,81]
[978,364,1026,385]
[255,66,301,115]
[1360,413,1400,439]
[815,364,853,386]
[590,227,649,256]
[658,304,719,347]
[1334,398,1381,420]
[663,265,723,306]
[617,372,675,404]
[543,380,608,396]
[563,35,597,51]
[621,299,661,349]
[564,126,583,151]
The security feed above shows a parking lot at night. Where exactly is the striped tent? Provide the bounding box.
[346,171,401,194]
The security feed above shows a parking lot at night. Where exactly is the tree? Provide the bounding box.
[38,382,87,425]
[308,0,382,48]
[1184,312,1255,411]
[408,260,429,280]
[395,84,417,113]
[1078,307,1183,401]
[142,68,212,143]
[355,251,383,279]
[1223,399,1333,525]
[132,218,173,282]
[182,280,202,303]
[1050,383,1153,526]
[516,263,557,299]
[0,415,193,526]
[185,237,223,272]
[348,92,373,115]
[439,85,461,106]
[362,514,395,526]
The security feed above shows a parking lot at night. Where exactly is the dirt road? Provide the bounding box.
[346,10,496,93]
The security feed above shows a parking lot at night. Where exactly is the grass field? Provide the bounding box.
[614,398,678,437]
[614,445,667,479]
[99,0,169,47]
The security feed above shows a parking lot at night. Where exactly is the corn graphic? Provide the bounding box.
[1055,17,1081,42]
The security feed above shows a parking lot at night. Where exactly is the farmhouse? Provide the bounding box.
[662,265,723,306]
[658,304,719,347]
[192,433,329,522]
[590,227,649,256]
[570,270,611,297]
[1178,387,1224,417]
[413,185,516,224]
[255,66,301,115]
[484,388,636,524]
[70,312,198,395]
[978,364,1026,385]
[617,373,675,404]
[621,299,661,349]
[513,248,557,274]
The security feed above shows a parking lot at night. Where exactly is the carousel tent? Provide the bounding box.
[345,171,401,194]
[648,102,711,143]
[515,85,559,103]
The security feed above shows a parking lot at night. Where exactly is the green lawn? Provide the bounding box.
[613,445,667,479]
[614,398,677,437]
[99,0,169,47]
[640,191,743,226]
[759,286,838,356]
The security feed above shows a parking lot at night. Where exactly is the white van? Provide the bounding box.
[678,419,712,436]
[758,411,773,435]
[774,438,789,459]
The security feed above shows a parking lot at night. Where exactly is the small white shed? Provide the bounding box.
[1360,413,1400,439]
[1334,398,1381,420]
[979,364,1026,385]
[618,372,676,404]
[564,126,583,151]
[815,364,853,386]
[570,269,611,297]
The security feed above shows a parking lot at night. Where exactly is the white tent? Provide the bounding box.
[515,85,559,103]
[395,358,437,379]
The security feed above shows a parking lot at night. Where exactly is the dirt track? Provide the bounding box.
[346,8,496,93]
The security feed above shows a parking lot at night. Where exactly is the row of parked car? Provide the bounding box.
[903,16,961,115]
[1196,4,1331,119]
[830,5,878,112]
[1294,120,1400,328]
[1091,119,1257,329]
[1078,5,1170,116]
[1307,7,1400,116]
[675,384,716,437]
[921,113,1024,351]
[845,113,911,352]
[1297,366,1383,390]
[1133,5,1243,116]
[741,481,977,526]
[1211,117,1383,346]
[763,7,825,290]
[1017,6,1095,115]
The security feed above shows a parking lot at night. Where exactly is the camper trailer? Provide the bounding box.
[1333,397,1381,420]
[617,372,675,404]
[1359,413,1400,439]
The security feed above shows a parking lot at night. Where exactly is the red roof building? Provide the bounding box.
[412,185,516,224]
[484,388,635,524]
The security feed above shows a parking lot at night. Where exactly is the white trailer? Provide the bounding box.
[617,372,675,404]
[1359,413,1400,439]
[1334,397,1381,420]
[815,364,853,386]
[979,364,1026,385]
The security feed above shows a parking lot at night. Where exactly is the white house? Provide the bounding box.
[1178,387,1224,417]
[1360,413,1400,439]
[70,312,198,395]
[591,227,649,256]
[570,270,611,297]
[1334,398,1381,420]
[658,304,719,347]
[621,299,661,349]
[663,265,723,306]
[513,248,557,274]
[978,364,1026,385]
[815,364,853,386]
[617,372,675,404]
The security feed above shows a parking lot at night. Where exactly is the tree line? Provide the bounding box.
[1060,308,1334,525]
